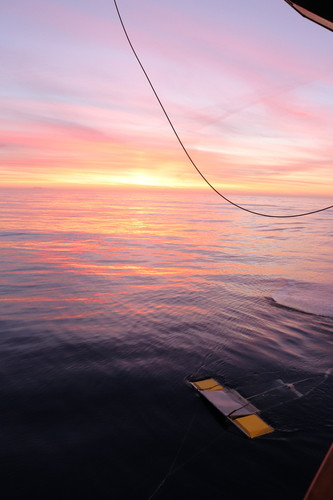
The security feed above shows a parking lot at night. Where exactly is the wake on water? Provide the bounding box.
[272,281,333,318]
[242,369,332,412]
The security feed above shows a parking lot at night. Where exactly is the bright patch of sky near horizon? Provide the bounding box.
[1,0,333,196]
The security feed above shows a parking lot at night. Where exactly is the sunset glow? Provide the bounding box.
[1,0,333,196]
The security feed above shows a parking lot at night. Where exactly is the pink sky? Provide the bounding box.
[1,0,333,196]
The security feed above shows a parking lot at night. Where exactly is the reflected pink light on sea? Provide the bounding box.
[1,187,333,291]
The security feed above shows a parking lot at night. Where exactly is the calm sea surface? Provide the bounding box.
[0,187,332,500]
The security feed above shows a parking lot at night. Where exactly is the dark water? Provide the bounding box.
[0,187,332,499]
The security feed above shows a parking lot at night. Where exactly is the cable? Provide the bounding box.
[114,0,333,218]
[146,405,199,500]
[229,370,332,416]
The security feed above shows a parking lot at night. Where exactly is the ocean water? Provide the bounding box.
[0,186,332,500]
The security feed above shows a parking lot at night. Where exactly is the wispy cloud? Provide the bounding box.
[1,0,332,194]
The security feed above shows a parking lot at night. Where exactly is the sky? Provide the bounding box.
[1,0,333,196]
